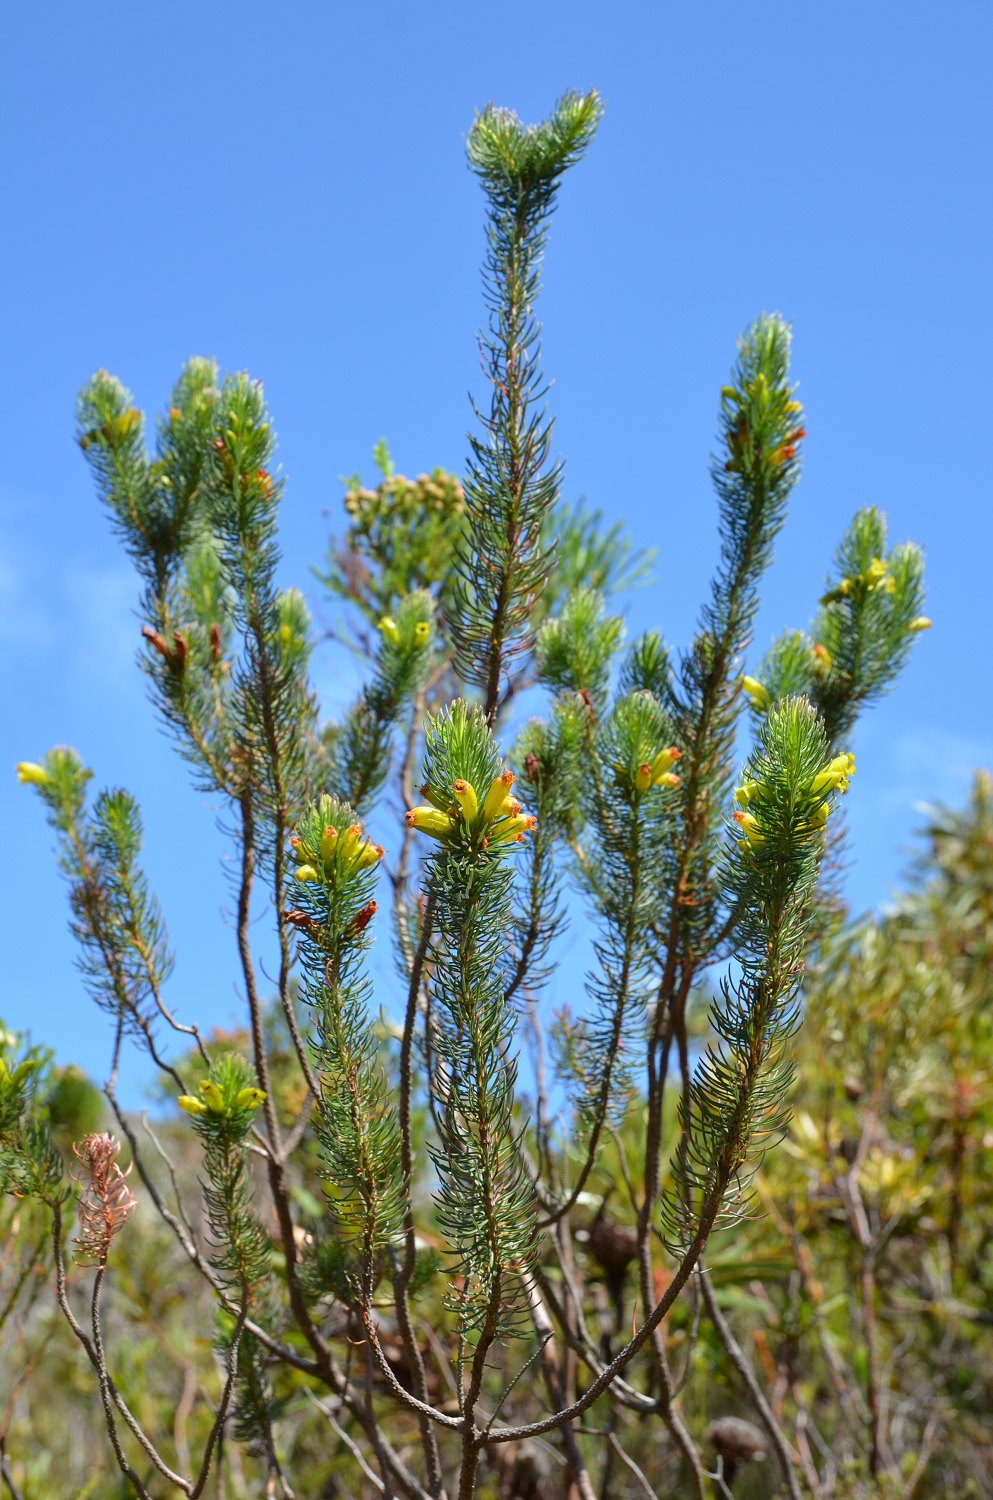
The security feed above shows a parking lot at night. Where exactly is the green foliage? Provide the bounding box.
[290,796,404,1278]
[748,505,929,745]
[327,587,435,811]
[317,448,467,625]
[535,586,625,714]
[421,702,537,1336]
[179,1052,271,1296]
[663,698,831,1250]
[10,87,942,1500]
[451,92,603,719]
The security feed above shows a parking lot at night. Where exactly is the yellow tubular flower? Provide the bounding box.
[650,746,681,781]
[741,676,771,711]
[909,616,931,632]
[320,825,338,865]
[734,780,760,808]
[481,770,515,823]
[406,806,458,840]
[338,825,362,864]
[295,864,320,882]
[811,752,856,796]
[15,762,49,787]
[414,620,430,645]
[634,763,652,794]
[452,778,479,823]
[655,772,681,790]
[488,813,537,844]
[354,840,384,870]
[733,809,763,847]
[235,1087,266,1111]
[199,1080,226,1113]
[864,558,887,586]
[420,783,455,813]
[811,642,832,672]
[177,1095,208,1116]
[378,616,400,646]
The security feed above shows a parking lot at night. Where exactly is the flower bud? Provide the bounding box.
[734,780,760,808]
[320,826,338,865]
[634,763,652,794]
[235,1087,266,1111]
[294,864,320,882]
[199,1080,226,1113]
[741,676,770,711]
[406,806,458,841]
[420,783,455,813]
[650,747,681,782]
[488,813,537,844]
[354,840,384,870]
[16,762,49,788]
[655,772,681,790]
[453,779,479,823]
[811,642,832,672]
[350,899,378,933]
[733,809,763,847]
[909,616,931,632]
[177,1095,208,1116]
[481,770,515,823]
[378,616,400,646]
[864,558,887,585]
[338,825,362,863]
[141,625,170,660]
[414,621,430,645]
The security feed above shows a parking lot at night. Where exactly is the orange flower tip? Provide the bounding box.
[499,769,515,788]
[404,810,416,825]
[168,407,181,420]
[732,809,746,825]
[506,798,522,816]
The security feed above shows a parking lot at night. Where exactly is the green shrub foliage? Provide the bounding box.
[8,89,954,1500]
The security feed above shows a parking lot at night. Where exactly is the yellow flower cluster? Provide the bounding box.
[406,770,536,848]
[290,823,384,884]
[820,556,897,606]
[177,1079,266,1117]
[631,745,682,795]
[732,752,856,849]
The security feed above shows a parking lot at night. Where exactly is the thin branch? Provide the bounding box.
[699,1267,802,1500]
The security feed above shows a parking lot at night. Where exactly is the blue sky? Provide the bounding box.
[1,3,990,1101]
